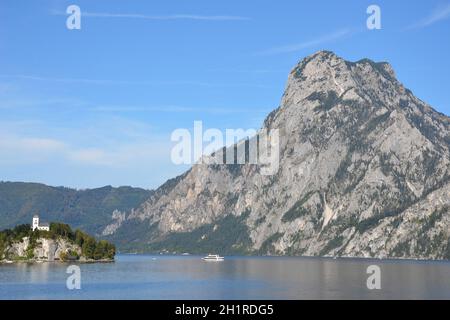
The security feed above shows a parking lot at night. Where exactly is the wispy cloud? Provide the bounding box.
[256,29,352,56]
[0,95,271,115]
[93,104,270,114]
[406,3,450,30]
[0,127,180,188]
[0,118,170,168]
[207,68,286,74]
[51,10,250,21]
[0,74,271,88]
[0,132,169,167]
[0,97,87,110]
[0,83,15,95]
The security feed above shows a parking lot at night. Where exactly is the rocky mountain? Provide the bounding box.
[104,51,449,259]
[0,182,152,236]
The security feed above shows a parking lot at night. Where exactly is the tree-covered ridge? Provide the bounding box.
[0,181,152,235]
[0,222,115,261]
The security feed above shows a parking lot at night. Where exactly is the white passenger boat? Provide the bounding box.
[202,254,224,262]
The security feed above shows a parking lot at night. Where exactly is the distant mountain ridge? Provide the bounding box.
[104,51,450,259]
[0,181,152,236]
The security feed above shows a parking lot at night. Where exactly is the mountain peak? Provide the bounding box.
[290,50,344,77]
[308,50,340,61]
[291,50,396,83]
[279,51,405,118]
[103,52,450,260]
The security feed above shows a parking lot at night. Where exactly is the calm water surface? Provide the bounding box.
[0,254,449,299]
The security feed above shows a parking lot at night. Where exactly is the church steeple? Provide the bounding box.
[31,215,49,231]
[32,215,39,231]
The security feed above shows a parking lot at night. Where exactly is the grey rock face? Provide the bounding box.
[6,237,81,261]
[106,51,450,259]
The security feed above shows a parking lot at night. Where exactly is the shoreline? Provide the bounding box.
[117,252,450,263]
[0,258,115,265]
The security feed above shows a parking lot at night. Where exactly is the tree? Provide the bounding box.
[74,230,86,247]
[0,232,7,259]
[82,237,96,259]
[59,251,68,261]
[93,240,115,260]
[12,224,31,241]
[50,222,74,239]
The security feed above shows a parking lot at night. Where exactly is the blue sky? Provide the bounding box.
[0,0,449,189]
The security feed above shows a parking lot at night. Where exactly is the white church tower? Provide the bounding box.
[32,215,40,231]
[32,215,50,231]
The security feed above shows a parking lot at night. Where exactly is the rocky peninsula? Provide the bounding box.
[0,222,115,263]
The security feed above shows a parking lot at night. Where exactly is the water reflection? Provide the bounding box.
[0,255,449,299]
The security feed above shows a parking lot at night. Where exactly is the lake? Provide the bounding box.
[0,254,449,299]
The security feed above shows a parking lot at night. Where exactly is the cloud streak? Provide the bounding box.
[92,104,270,115]
[406,3,450,30]
[52,10,250,21]
[0,118,171,168]
[0,133,169,167]
[0,74,271,88]
[256,29,352,56]
[0,95,271,115]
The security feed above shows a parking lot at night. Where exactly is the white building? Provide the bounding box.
[32,215,50,231]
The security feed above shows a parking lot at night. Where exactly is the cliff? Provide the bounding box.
[104,51,449,259]
[5,237,81,262]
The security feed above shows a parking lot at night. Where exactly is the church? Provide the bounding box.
[32,215,50,231]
